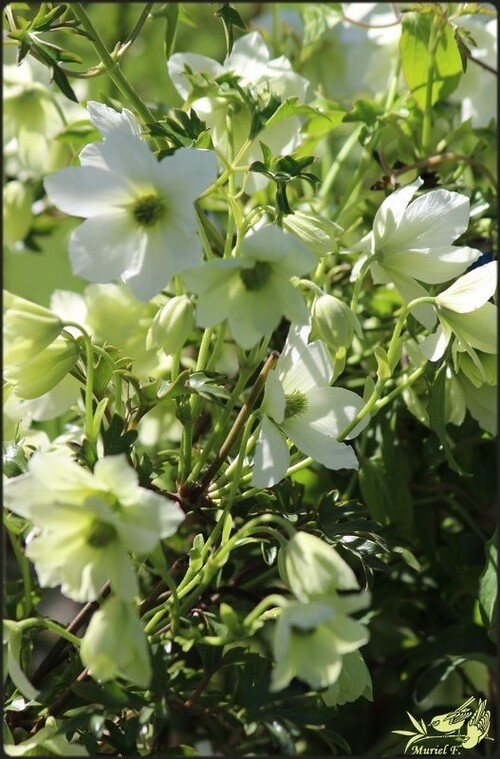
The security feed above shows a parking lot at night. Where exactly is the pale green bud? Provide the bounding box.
[5,337,79,399]
[147,295,194,355]
[80,597,152,688]
[311,293,359,351]
[3,181,33,246]
[282,211,342,257]
[278,531,359,602]
[3,290,63,366]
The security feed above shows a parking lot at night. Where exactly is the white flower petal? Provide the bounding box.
[384,267,437,329]
[263,369,286,424]
[44,166,132,217]
[125,222,198,301]
[225,32,271,81]
[88,131,160,189]
[387,189,471,252]
[419,325,451,362]
[281,416,359,471]
[279,329,333,393]
[441,303,497,353]
[156,148,219,203]
[436,260,497,312]
[373,178,422,244]
[386,245,481,285]
[93,454,138,499]
[252,417,290,488]
[191,269,239,327]
[86,100,141,138]
[69,213,146,284]
[304,387,368,440]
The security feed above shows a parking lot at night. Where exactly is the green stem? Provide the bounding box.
[243,594,287,629]
[421,17,440,153]
[373,364,426,411]
[8,531,32,617]
[199,139,253,199]
[350,254,376,313]
[18,618,81,648]
[319,125,363,201]
[63,322,96,446]
[71,4,159,141]
[197,352,279,491]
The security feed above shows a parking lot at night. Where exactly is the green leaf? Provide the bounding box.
[163,2,179,60]
[187,371,232,402]
[51,63,79,102]
[426,362,469,476]
[400,13,463,109]
[478,532,497,641]
[4,621,39,701]
[414,656,467,703]
[358,459,393,525]
[215,4,246,57]
[301,3,342,50]
[343,98,384,126]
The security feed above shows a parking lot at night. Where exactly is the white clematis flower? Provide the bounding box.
[3,453,184,602]
[184,225,316,349]
[420,260,497,368]
[350,178,482,328]
[252,322,368,488]
[44,131,218,301]
[168,32,309,191]
[271,593,370,691]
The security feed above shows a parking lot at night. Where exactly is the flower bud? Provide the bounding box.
[278,531,359,602]
[5,336,79,399]
[147,295,194,355]
[3,181,33,246]
[80,597,152,688]
[283,211,342,257]
[4,290,63,366]
[311,293,357,351]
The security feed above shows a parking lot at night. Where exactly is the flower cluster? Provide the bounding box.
[271,532,371,699]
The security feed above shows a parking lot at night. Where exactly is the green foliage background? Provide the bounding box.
[3,2,497,756]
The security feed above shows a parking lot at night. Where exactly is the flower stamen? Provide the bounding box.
[240,260,272,291]
[86,520,117,548]
[131,193,166,228]
[284,390,308,419]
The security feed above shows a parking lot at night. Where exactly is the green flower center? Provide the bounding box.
[284,390,308,419]
[86,519,117,548]
[240,260,272,291]
[291,625,316,637]
[131,193,166,227]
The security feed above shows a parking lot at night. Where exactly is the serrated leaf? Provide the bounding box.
[51,63,78,102]
[400,13,463,109]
